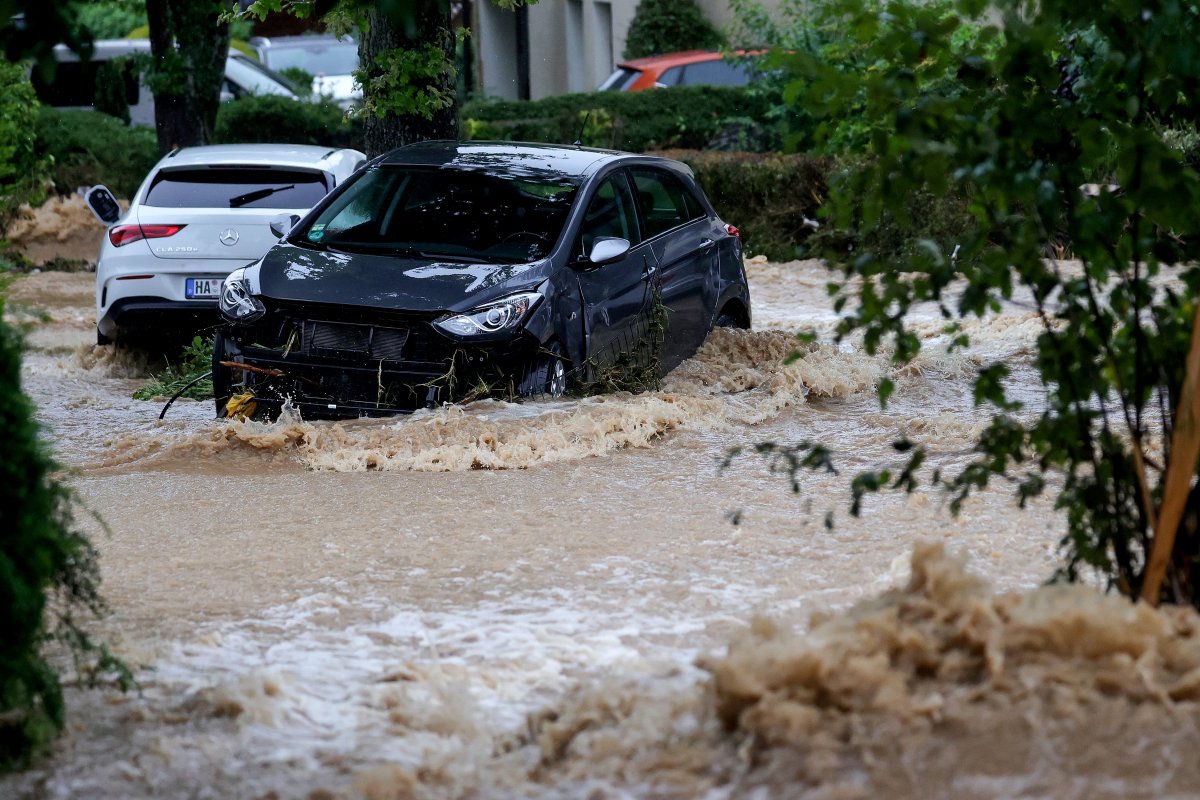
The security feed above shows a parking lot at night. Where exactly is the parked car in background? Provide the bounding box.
[32,39,299,127]
[250,34,361,107]
[87,143,366,345]
[212,142,751,419]
[597,50,762,92]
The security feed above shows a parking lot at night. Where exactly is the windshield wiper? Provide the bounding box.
[229,184,295,208]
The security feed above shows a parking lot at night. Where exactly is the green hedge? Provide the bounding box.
[461,85,780,153]
[33,107,158,198]
[0,63,48,230]
[213,95,364,150]
[662,149,832,260]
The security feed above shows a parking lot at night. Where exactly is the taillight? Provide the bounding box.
[108,223,186,248]
[725,223,741,239]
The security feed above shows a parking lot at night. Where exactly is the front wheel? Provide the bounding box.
[516,341,569,399]
[211,330,233,417]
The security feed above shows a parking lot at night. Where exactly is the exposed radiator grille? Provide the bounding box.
[303,321,409,361]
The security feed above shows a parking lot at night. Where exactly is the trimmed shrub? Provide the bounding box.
[806,158,977,264]
[623,0,723,59]
[213,95,364,150]
[33,107,158,198]
[461,85,780,153]
[93,60,131,125]
[661,149,832,260]
[277,66,315,98]
[0,302,127,770]
[0,63,48,231]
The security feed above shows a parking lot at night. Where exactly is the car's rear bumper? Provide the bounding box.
[97,296,220,339]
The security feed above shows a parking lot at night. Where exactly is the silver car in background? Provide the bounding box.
[32,40,300,128]
[89,143,365,345]
[250,35,361,107]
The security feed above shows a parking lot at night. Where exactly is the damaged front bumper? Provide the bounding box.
[217,302,543,419]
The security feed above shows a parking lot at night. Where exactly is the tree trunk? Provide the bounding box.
[360,2,460,157]
[145,0,230,155]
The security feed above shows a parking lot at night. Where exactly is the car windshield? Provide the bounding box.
[295,166,581,263]
[264,41,359,75]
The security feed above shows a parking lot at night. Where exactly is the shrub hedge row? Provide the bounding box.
[213,95,363,150]
[33,107,158,198]
[29,92,970,262]
[663,149,832,260]
[460,85,780,153]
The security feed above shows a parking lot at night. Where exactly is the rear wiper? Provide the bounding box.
[229,184,295,208]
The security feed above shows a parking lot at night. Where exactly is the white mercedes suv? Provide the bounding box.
[91,143,365,345]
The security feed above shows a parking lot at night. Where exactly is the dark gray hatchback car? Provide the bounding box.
[214,141,751,418]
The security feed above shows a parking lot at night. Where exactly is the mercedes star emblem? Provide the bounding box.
[219,228,240,246]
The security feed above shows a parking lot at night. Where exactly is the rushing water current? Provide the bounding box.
[4,251,1200,799]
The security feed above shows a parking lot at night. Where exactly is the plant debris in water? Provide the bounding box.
[132,336,214,401]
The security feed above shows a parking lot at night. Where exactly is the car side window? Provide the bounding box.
[679,59,753,87]
[656,66,683,87]
[580,174,639,255]
[630,168,702,239]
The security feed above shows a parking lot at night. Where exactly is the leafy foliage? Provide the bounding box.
[77,0,146,39]
[0,298,129,770]
[729,0,986,154]
[214,94,364,149]
[462,84,781,152]
[659,149,831,260]
[277,66,315,97]
[790,0,1200,605]
[0,62,49,231]
[132,335,215,401]
[33,107,158,197]
[622,0,723,59]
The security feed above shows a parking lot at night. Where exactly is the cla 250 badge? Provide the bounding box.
[154,246,200,253]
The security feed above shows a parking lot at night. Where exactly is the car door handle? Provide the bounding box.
[699,238,715,251]
[642,263,657,279]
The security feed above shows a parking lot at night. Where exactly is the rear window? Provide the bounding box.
[144,168,329,209]
[598,67,641,91]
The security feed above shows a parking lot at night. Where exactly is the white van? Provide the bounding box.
[31,39,299,127]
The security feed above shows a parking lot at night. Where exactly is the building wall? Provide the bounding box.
[475,0,768,101]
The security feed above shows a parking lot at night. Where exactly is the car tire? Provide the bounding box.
[212,330,233,418]
[517,340,569,399]
[715,312,741,329]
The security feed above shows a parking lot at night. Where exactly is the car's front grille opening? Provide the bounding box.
[302,320,411,361]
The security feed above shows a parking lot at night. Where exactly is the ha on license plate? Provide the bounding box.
[185,277,221,299]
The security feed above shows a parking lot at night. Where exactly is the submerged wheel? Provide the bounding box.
[211,329,233,417]
[517,340,569,399]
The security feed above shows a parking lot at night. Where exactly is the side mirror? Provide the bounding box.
[85,185,121,225]
[269,213,301,239]
[587,236,631,266]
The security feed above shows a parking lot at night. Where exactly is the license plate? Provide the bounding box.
[185,277,222,299]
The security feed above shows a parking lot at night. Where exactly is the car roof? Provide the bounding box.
[618,50,724,70]
[375,141,631,181]
[617,49,762,70]
[161,144,363,172]
[250,35,354,49]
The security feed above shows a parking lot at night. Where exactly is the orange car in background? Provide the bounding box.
[597,50,762,92]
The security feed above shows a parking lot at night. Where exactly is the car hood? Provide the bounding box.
[256,244,551,313]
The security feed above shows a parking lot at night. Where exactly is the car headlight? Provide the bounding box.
[218,267,266,324]
[433,292,542,337]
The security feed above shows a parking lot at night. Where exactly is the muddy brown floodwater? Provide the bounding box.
[4,241,1200,799]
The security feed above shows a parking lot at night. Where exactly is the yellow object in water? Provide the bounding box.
[224,392,257,420]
